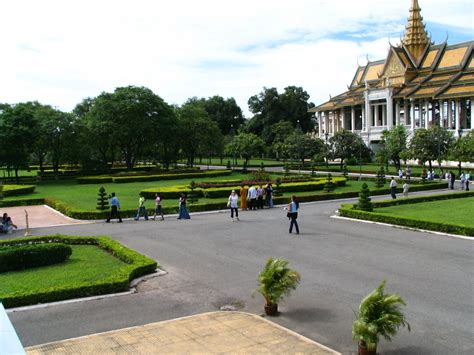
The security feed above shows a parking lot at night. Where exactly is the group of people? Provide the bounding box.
[389,178,410,199]
[0,213,17,234]
[445,171,470,191]
[239,183,274,211]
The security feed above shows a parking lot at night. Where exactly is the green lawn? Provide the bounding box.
[5,172,391,211]
[0,245,127,296]
[373,197,474,227]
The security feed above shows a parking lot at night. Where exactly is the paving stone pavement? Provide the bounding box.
[25,312,339,354]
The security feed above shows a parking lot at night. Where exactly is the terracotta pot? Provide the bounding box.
[264,303,278,316]
[358,341,376,355]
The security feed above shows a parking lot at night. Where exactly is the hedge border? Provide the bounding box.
[0,235,157,308]
[2,185,36,197]
[339,192,474,237]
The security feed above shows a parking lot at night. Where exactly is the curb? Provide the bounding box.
[7,268,167,313]
[330,215,473,240]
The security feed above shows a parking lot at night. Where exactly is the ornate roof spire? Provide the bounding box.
[402,0,430,63]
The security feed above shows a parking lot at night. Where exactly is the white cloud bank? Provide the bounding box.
[0,0,472,116]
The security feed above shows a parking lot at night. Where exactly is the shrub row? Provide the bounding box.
[77,170,231,184]
[0,243,72,273]
[0,235,157,308]
[338,205,474,237]
[370,191,474,208]
[2,185,36,197]
[195,176,315,188]
[0,198,45,207]
[140,178,347,200]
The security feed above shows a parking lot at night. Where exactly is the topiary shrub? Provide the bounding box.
[357,183,373,211]
[252,169,271,182]
[323,173,335,193]
[374,166,386,188]
[0,243,72,273]
[96,186,109,210]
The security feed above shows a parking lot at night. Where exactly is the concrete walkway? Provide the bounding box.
[25,312,339,354]
[0,205,87,231]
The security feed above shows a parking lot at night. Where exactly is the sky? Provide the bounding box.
[1,0,473,118]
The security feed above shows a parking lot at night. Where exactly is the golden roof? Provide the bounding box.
[364,62,385,81]
[421,49,438,68]
[402,0,430,63]
[437,46,469,69]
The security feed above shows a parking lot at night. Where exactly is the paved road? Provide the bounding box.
[7,194,474,354]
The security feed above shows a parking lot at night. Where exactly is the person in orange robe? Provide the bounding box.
[239,185,248,210]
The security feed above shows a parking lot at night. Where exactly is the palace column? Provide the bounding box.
[351,106,356,132]
[395,100,401,126]
[455,99,461,135]
[324,111,329,134]
[318,112,323,137]
[374,105,379,127]
[331,111,336,134]
[471,98,474,129]
[404,100,409,126]
[411,99,416,130]
[341,109,346,130]
[424,100,430,128]
[361,105,366,131]
[387,98,394,129]
[382,104,387,127]
[439,100,444,127]
[447,100,453,129]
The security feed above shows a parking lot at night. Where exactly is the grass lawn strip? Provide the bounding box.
[0,235,157,308]
[373,197,474,228]
[0,245,126,295]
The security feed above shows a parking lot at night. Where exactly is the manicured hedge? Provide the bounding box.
[0,235,157,308]
[338,192,474,237]
[0,243,72,273]
[0,198,45,207]
[77,176,114,184]
[2,185,36,197]
[113,170,231,183]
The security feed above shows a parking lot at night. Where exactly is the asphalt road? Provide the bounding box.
[7,195,474,354]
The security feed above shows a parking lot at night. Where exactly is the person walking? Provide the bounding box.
[390,177,397,199]
[228,190,239,221]
[460,172,466,190]
[177,193,190,219]
[106,192,123,223]
[265,183,274,208]
[256,185,264,209]
[398,168,403,179]
[2,213,18,234]
[406,165,411,180]
[134,194,149,220]
[247,185,257,210]
[239,185,248,210]
[449,171,456,190]
[287,195,299,235]
[465,171,470,191]
[153,193,164,221]
[403,182,409,197]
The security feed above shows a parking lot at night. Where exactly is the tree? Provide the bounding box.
[408,127,454,172]
[202,96,244,135]
[449,131,474,175]
[374,166,386,188]
[283,131,325,166]
[379,126,408,171]
[247,86,315,143]
[330,130,371,169]
[357,183,373,211]
[85,86,176,169]
[323,173,335,193]
[178,100,223,167]
[228,132,265,167]
[96,186,109,210]
[0,102,38,180]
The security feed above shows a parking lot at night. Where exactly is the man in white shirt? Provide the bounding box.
[247,186,257,210]
[390,177,397,199]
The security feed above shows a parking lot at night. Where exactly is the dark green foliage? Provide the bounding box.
[357,183,373,211]
[283,163,290,175]
[188,180,198,204]
[323,173,335,193]
[342,163,348,178]
[352,281,410,351]
[374,166,386,188]
[96,186,109,210]
[0,184,3,200]
[251,169,271,182]
[0,243,72,273]
[226,160,231,169]
[0,235,157,308]
[2,185,36,197]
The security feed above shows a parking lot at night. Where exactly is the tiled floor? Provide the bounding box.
[26,312,339,354]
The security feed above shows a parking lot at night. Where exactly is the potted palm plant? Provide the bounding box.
[253,257,301,316]
[352,280,410,355]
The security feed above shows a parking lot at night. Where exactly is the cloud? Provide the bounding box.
[0,0,471,117]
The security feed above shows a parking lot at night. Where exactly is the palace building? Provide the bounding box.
[311,0,473,146]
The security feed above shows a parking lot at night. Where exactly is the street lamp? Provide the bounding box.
[359,131,363,180]
[325,131,329,171]
[230,124,236,170]
[457,129,463,175]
